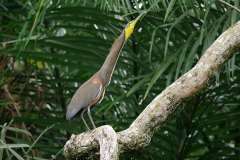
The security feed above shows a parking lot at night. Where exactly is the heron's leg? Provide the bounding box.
[81,108,90,131]
[87,106,96,129]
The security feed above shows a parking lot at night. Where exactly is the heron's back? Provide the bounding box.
[66,79,101,120]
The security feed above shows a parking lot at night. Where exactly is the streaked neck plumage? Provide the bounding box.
[99,31,126,86]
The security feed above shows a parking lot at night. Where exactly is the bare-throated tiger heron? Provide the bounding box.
[66,12,145,130]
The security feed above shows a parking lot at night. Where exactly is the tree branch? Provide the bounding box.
[64,21,240,159]
[64,125,118,159]
[3,85,21,117]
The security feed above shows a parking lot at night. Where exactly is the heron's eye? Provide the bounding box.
[125,23,130,28]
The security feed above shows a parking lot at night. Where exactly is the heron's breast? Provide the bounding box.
[90,78,105,106]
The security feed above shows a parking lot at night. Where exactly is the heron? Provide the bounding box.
[66,12,145,130]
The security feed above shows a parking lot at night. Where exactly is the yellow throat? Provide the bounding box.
[124,12,145,40]
[125,21,137,40]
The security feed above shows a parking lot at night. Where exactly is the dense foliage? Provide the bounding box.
[0,0,239,159]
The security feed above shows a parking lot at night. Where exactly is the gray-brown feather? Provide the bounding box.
[66,80,101,120]
[99,31,125,85]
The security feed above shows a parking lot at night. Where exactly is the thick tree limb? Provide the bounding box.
[64,125,118,159]
[64,21,240,159]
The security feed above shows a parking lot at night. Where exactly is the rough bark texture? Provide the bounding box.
[64,21,240,159]
[64,125,118,159]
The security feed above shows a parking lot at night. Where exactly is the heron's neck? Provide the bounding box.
[100,31,126,86]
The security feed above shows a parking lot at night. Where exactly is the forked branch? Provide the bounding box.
[64,21,240,160]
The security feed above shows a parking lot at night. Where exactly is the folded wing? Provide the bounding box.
[66,81,101,120]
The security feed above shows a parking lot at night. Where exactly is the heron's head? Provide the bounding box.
[124,12,145,40]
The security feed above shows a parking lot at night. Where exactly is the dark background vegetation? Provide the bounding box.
[0,0,240,159]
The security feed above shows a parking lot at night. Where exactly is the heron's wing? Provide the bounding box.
[66,81,102,120]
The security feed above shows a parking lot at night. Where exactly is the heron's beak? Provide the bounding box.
[125,12,146,40]
[131,12,146,26]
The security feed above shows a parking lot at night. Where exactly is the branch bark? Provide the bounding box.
[64,21,240,159]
